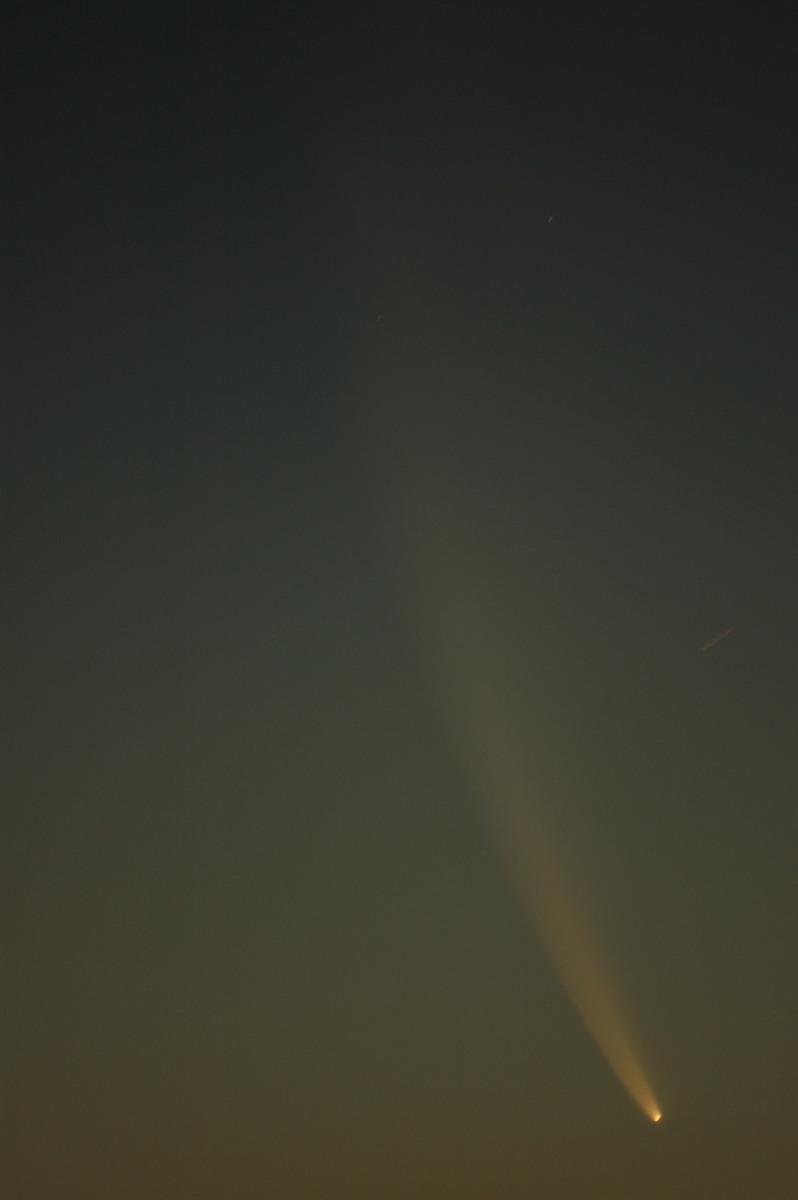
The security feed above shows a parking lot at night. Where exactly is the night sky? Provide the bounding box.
[4,4,798,1197]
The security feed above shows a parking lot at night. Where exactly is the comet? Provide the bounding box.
[359,268,661,1121]
[387,476,662,1124]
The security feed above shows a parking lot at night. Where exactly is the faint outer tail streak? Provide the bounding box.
[700,624,736,652]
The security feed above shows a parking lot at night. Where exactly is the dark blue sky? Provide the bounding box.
[4,4,798,1196]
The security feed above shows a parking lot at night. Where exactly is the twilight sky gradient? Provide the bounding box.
[4,4,798,1197]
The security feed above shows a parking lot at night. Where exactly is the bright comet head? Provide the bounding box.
[652,1111,662,1123]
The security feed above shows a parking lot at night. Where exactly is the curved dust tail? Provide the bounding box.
[397,483,661,1123]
